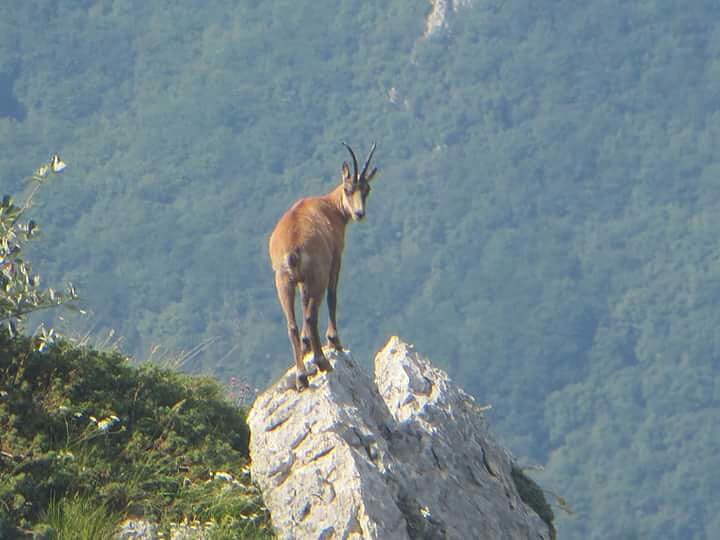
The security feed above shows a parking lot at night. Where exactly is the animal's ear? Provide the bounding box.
[365,167,379,182]
[341,162,352,183]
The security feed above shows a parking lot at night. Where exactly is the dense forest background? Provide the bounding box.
[2,0,719,537]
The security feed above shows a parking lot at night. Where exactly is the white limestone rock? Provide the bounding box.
[248,337,554,540]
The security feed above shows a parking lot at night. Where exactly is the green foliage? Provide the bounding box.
[0,332,269,537]
[0,156,77,335]
[162,477,271,539]
[511,466,555,540]
[42,494,120,540]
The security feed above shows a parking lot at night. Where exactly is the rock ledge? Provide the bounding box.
[248,336,554,540]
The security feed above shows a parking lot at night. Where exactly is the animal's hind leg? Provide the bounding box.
[299,283,311,355]
[303,289,333,373]
[274,273,308,390]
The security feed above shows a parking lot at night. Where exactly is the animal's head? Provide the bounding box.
[340,142,378,221]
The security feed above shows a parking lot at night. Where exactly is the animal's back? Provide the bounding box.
[268,196,340,281]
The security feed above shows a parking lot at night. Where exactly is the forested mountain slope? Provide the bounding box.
[2,1,719,537]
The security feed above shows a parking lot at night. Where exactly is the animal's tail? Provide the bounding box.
[284,250,300,272]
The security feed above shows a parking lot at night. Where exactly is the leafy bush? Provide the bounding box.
[0,155,77,337]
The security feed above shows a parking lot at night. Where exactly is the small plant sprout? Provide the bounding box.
[58,450,75,460]
[32,154,66,181]
[95,415,121,432]
[35,325,56,352]
[211,471,234,482]
[35,164,50,179]
[227,376,255,406]
[50,154,67,173]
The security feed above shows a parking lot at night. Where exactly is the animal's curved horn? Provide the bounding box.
[341,142,359,182]
[360,142,376,180]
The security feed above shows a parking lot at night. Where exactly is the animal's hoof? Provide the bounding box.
[316,356,333,372]
[296,372,309,391]
[326,335,343,351]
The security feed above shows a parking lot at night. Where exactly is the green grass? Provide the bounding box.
[0,331,272,538]
[42,495,120,540]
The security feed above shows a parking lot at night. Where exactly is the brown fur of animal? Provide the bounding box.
[268,142,378,390]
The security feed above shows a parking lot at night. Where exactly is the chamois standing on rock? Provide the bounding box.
[269,142,378,390]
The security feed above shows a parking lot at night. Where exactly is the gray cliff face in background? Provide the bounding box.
[248,337,552,539]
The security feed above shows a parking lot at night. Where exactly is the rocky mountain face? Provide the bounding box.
[424,0,475,37]
[248,336,554,539]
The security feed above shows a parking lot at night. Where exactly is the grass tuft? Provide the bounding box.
[42,494,120,540]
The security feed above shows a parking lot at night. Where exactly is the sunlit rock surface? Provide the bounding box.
[248,336,554,539]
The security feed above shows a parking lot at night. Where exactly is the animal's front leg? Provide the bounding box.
[325,260,343,351]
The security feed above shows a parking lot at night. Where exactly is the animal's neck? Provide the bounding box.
[324,184,352,225]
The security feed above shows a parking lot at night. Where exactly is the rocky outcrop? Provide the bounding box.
[424,0,475,38]
[248,336,554,539]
